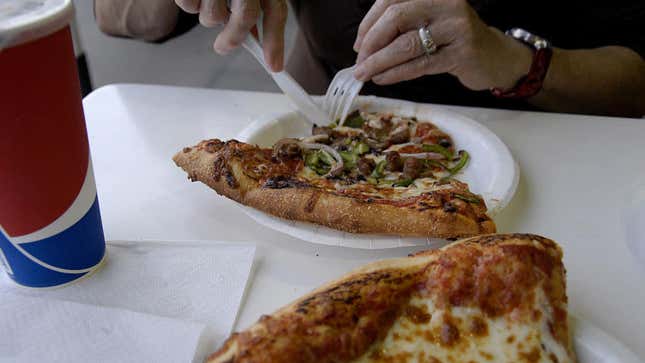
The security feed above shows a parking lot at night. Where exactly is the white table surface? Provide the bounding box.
[83,84,645,359]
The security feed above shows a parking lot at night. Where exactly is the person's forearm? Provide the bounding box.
[530,47,645,118]
[95,0,180,42]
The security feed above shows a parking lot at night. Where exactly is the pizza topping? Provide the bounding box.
[357,157,376,177]
[272,138,303,160]
[370,160,387,179]
[197,113,478,205]
[388,124,411,144]
[421,144,453,159]
[439,138,452,148]
[305,150,333,175]
[263,175,309,189]
[453,193,481,204]
[393,179,415,187]
[224,170,238,188]
[342,111,367,128]
[312,125,333,136]
[276,138,345,178]
[302,143,344,174]
[402,158,423,180]
[443,202,457,213]
[213,156,238,188]
[403,304,432,324]
[365,138,388,150]
[440,318,461,346]
[301,134,331,144]
[384,151,403,172]
[399,152,445,160]
[445,150,470,178]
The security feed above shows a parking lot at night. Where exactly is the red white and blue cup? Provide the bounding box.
[0,0,106,288]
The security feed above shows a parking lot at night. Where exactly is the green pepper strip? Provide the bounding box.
[318,150,336,166]
[371,160,387,178]
[393,179,414,187]
[453,193,480,204]
[305,151,331,175]
[425,159,450,171]
[439,150,470,182]
[422,144,453,159]
[343,113,365,128]
[339,150,357,169]
[449,150,469,175]
[354,142,370,155]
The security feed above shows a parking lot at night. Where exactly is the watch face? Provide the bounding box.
[506,28,550,49]
[534,38,550,49]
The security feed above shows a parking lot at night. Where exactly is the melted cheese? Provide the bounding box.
[353,285,573,363]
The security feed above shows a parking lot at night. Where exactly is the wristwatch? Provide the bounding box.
[491,28,553,99]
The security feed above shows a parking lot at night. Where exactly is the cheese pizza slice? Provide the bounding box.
[207,234,575,363]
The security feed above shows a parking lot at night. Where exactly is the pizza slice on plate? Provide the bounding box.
[173,111,495,238]
[206,233,575,363]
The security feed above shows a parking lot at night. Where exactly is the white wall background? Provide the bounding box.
[72,0,298,92]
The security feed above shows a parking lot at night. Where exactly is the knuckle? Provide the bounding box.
[399,33,419,54]
[385,4,404,20]
[376,0,392,7]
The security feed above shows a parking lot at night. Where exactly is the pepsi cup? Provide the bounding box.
[0,0,106,288]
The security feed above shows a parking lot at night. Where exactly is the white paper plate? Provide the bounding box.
[572,316,643,363]
[237,96,519,249]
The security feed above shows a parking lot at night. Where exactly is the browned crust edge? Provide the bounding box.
[172,142,495,238]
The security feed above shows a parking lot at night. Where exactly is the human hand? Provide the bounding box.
[175,0,287,71]
[353,0,533,91]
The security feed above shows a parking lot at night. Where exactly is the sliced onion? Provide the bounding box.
[273,138,301,149]
[390,123,409,134]
[300,134,329,143]
[301,142,345,176]
[367,117,384,129]
[333,126,367,136]
[384,142,416,152]
[399,152,445,160]
[272,138,302,156]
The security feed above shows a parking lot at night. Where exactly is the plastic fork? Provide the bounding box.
[321,65,364,126]
[241,34,329,126]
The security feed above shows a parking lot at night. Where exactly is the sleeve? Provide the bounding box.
[558,1,645,58]
[94,0,198,43]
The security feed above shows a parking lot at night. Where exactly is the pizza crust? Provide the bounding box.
[173,140,495,238]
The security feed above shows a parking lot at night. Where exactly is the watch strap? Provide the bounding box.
[491,43,553,99]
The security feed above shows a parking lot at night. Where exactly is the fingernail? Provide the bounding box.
[271,61,284,73]
[353,37,361,52]
[354,66,366,81]
[372,75,383,85]
[213,44,229,55]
